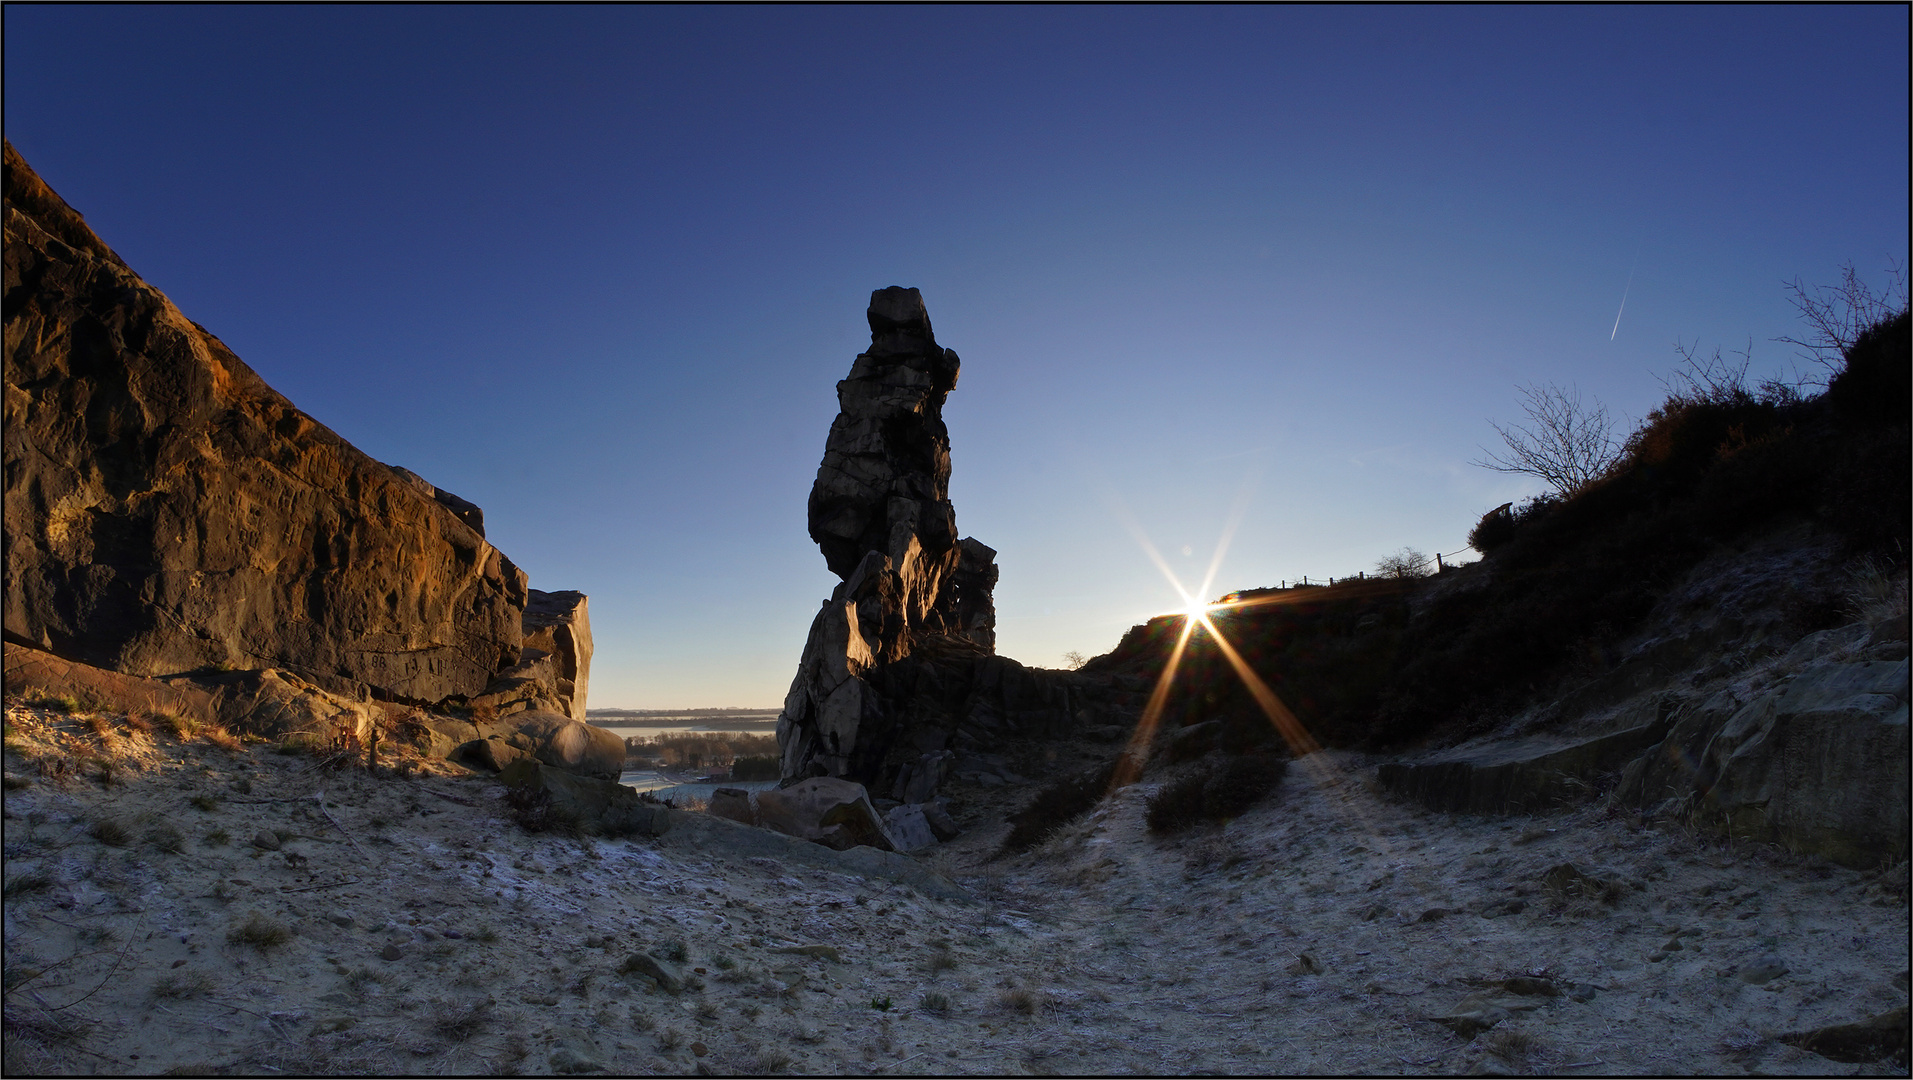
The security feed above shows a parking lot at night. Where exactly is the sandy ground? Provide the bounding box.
[3,702,1906,1076]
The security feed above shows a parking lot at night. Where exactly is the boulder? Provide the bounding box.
[497,759,669,837]
[920,798,962,841]
[1614,659,1909,867]
[1782,1005,1909,1065]
[202,668,383,745]
[460,710,623,780]
[2,142,588,709]
[882,803,938,853]
[455,736,534,772]
[707,787,755,826]
[750,776,898,851]
[619,952,686,994]
[661,808,972,903]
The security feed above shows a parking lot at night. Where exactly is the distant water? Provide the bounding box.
[622,777,781,802]
[593,710,781,796]
[587,711,780,744]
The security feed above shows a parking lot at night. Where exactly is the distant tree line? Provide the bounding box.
[624,731,779,773]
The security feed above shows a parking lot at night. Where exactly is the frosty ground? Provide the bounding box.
[3,703,1906,1076]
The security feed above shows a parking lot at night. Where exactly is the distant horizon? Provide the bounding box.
[587,707,780,717]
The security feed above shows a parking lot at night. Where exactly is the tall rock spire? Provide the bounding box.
[778,288,998,788]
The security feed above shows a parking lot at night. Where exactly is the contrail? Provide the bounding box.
[1610,251,1638,341]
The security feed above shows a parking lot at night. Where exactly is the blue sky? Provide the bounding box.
[7,7,1906,707]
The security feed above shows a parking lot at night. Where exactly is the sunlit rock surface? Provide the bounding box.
[1,140,587,711]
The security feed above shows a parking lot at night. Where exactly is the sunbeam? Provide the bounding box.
[1105,484,1401,857]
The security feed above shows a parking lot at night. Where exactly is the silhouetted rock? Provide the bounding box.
[2,140,587,711]
[776,289,1090,802]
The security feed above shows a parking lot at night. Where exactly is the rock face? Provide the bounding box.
[1377,696,1677,813]
[777,289,1083,801]
[1,141,587,712]
[1614,657,1909,868]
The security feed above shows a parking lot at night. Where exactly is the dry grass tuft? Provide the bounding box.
[1482,1026,1536,1064]
[3,871,54,898]
[996,986,1045,1016]
[751,1047,793,1074]
[202,726,243,752]
[157,712,197,740]
[152,970,217,1000]
[88,817,132,847]
[430,998,494,1041]
[144,821,186,854]
[227,911,293,951]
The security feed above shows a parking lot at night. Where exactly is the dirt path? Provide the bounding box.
[4,704,1905,1075]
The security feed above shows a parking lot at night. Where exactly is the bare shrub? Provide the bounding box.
[1375,547,1433,579]
[1146,754,1287,833]
[1000,762,1117,853]
[1778,260,1909,378]
[502,784,580,836]
[1472,382,1621,498]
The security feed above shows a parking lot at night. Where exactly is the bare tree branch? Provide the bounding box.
[1470,383,1620,498]
[1776,260,1909,378]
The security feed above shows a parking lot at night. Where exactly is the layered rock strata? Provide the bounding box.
[777,288,1081,801]
[2,141,589,720]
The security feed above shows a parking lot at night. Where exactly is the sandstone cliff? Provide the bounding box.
[2,141,586,715]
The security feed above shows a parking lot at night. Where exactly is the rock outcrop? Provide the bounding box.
[776,288,1087,803]
[1613,655,1909,868]
[1,141,589,717]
